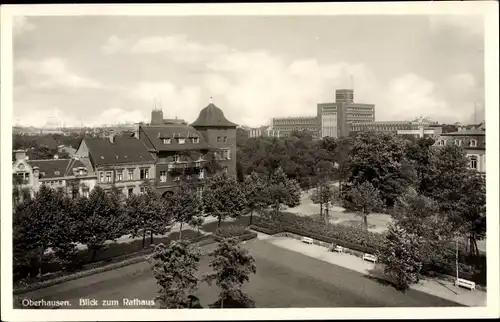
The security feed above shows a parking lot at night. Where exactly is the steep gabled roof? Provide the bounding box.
[191,103,238,128]
[27,159,87,179]
[140,124,209,152]
[85,137,155,166]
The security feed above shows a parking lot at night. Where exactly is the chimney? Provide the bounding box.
[14,149,27,161]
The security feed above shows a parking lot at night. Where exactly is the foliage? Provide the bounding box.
[403,136,436,194]
[342,181,384,230]
[379,224,424,292]
[267,167,301,220]
[243,172,271,225]
[215,225,248,238]
[202,173,247,228]
[311,182,339,223]
[166,183,203,239]
[76,186,123,260]
[345,132,417,207]
[204,237,257,308]
[149,241,203,309]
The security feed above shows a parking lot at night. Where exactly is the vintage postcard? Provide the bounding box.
[1,2,498,321]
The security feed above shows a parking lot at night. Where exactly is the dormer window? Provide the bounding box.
[163,138,171,144]
[438,140,446,146]
[178,138,186,144]
[470,139,477,147]
[192,137,199,144]
[54,171,60,176]
[454,139,462,146]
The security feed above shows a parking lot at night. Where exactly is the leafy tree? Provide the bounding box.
[403,137,436,194]
[202,173,247,228]
[243,172,270,225]
[167,183,203,240]
[311,182,338,224]
[342,181,384,230]
[204,237,257,308]
[379,224,424,292]
[267,167,301,220]
[149,241,203,309]
[77,186,122,260]
[345,132,417,207]
[12,185,76,277]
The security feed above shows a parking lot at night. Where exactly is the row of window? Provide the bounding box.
[214,149,231,160]
[346,107,372,111]
[159,169,206,182]
[162,137,200,145]
[99,168,149,183]
[437,139,478,147]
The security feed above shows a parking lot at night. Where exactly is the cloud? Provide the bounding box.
[102,34,229,62]
[15,58,103,89]
[13,16,36,35]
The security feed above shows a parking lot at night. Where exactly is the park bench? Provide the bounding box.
[301,237,313,244]
[329,244,343,253]
[362,253,377,263]
[455,278,476,291]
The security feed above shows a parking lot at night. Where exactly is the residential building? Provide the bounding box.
[136,103,237,197]
[75,135,156,196]
[12,149,96,203]
[248,126,280,138]
[433,127,486,173]
[317,89,375,138]
[271,116,318,138]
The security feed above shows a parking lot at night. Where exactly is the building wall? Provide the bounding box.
[95,163,156,196]
[433,133,486,173]
[321,111,338,138]
[196,127,237,177]
[271,116,318,138]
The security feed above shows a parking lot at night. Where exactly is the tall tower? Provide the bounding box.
[151,108,164,125]
[335,89,354,104]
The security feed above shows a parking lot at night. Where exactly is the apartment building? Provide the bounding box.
[75,135,156,196]
[12,149,96,203]
[136,103,237,197]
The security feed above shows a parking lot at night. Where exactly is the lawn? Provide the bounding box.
[18,239,461,309]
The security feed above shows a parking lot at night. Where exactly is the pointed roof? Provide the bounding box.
[191,103,238,128]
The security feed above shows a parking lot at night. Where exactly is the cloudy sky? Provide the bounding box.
[13,14,484,128]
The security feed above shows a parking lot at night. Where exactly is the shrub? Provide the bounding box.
[215,225,248,238]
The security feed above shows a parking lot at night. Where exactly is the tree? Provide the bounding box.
[267,167,301,220]
[342,181,384,230]
[204,237,257,308]
[379,224,424,292]
[202,173,247,229]
[12,185,76,277]
[403,137,436,194]
[78,186,122,260]
[243,172,270,225]
[311,182,338,224]
[149,241,203,309]
[345,132,417,207]
[167,183,203,240]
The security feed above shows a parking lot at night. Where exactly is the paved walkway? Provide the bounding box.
[265,236,486,307]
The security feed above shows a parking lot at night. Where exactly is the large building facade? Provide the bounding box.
[136,103,237,197]
[248,126,280,138]
[317,89,375,138]
[350,117,442,138]
[271,116,318,138]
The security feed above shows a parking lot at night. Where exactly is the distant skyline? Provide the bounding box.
[13,15,485,128]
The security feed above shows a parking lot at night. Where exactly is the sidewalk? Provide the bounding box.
[266,236,486,307]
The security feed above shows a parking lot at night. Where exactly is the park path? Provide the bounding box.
[264,236,486,307]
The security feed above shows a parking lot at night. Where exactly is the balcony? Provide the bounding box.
[166,160,205,171]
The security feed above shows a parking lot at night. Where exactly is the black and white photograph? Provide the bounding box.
[1,2,499,321]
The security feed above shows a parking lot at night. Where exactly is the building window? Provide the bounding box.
[470,139,477,147]
[438,140,446,146]
[199,168,205,179]
[217,136,222,143]
[192,137,199,144]
[160,171,167,182]
[163,138,171,144]
[196,187,203,199]
[140,187,146,194]
[106,172,112,183]
[140,169,149,180]
[174,176,180,182]
[128,169,134,180]
[223,166,228,174]
[469,155,478,170]
[82,190,89,198]
[455,139,462,146]
[178,138,186,144]
[128,188,134,196]
[174,154,180,162]
[221,148,231,160]
[116,170,123,181]
[100,172,104,183]
[223,136,227,143]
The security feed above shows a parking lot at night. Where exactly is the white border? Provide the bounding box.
[1,2,499,321]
